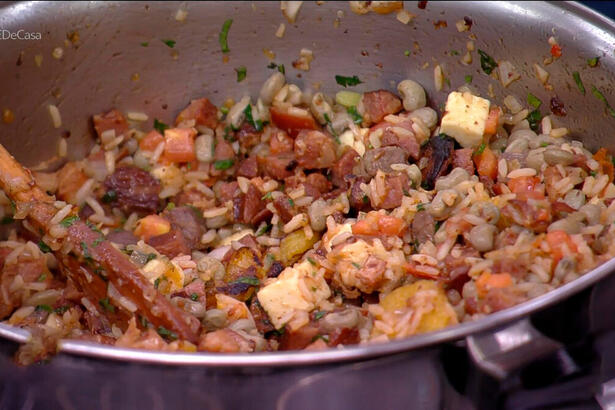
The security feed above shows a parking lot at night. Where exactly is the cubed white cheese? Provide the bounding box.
[257,260,330,329]
[440,91,490,148]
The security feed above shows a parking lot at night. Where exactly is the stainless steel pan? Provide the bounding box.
[1,1,615,374]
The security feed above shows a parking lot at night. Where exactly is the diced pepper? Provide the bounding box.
[163,128,197,163]
[475,272,513,298]
[484,107,500,136]
[546,230,578,265]
[550,44,562,58]
[507,176,544,200]
[473,146,498,181]
[593,147,614,183]
[139,130,164,152]
[352,211,407,237]
[134,214,171,240]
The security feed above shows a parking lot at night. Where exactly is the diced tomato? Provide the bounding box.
[175,98,218,129]
[550,44,562,58]
[546,230,577,265]
[507,176,545,200]
[352,211,406,237]
[134,214,171,241]
[269,129,294,154]
[139,130,164,152]
[484,107,500,136]
[269,106,318,137]
[475,272,513,298]
[473,146,498,181]
[162,128,197,163]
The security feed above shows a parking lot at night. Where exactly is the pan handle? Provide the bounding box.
[465,318,562,380]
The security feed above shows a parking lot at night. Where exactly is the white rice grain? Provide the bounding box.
[507,168,537,179]
[152,141,165,162]
[127,111,149,122]
[237,176,250,194]
[283,213,307,233]
[202,207,228,218]
[48,104,62,128]
[58,138,67,157]
[50,204,73,225]
[104,150,116,175]
[550,127,568,138]
[74,179,95,206]
[85,196,105,217]
[275,23,286,38]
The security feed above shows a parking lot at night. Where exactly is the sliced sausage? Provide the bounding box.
[237,156,259,178]
[104,166,161,215]
[243,184,267,225]
[453,148,475,175]
[294,130,337,169]
[269,129,295,154]
[236,123,261,153]
[273,194,297,223]
[164,206,205,249]
[331,149,360,188]
[373,173,407,209]
[258,154,296,179]
[381,128,420,160]
[106,229,139,247]
[147,229,191,258]
[360,90,402,125]
[411,211,435,244]
[305,173,331,194]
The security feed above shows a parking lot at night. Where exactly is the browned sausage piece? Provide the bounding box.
[360,90,402,125]
[104,167,161,215]
[294,130,337,169]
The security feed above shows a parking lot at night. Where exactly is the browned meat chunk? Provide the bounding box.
[237,156,259,178]
[362,146,407,177]
[355,256,386,293]
[349,176,371,212]
[242,184,268,225]
[106,230,138,247]
[273,194,297,223]
[360,90,403,124]
[258,154,296,180]
[294,130,337,169]
[381,128,420,160]
[236,123,261,153]
[0,256,50,319]
[198,329,255,352]
[56,162,89,204]
[306,173,331,194]
[175,98,218,129]
[452,148,475,175]
[331,149,360,188]
[104,167,161,215]
[500,199,552,233]
[421,135,455,189]
[411,211,435,244]
[164,206,204,249]
[147,229,191,258]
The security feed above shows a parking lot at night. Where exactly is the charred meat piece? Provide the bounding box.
[104,167,161,215]
[421,134,455,189]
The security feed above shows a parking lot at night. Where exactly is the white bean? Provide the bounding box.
[468,224,496,252]
[397,79,426,111]
[409,107,438,130]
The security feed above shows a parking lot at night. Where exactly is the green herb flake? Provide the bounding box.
[450,49,460,56]
[99,298,115,313]
[161,39,176,48]
[243,104,263,131]
[362,195,369,204]
[351,262,361,269]
[311,334,329,343]
[255,224,271,237]
[153,118,169,134]
[474,142,486,156]
[54,305,70,314]
[416,203,425,212]
[139,315,150,328]
[214,159,235,170]
[261,192,273,201]
[592,85,608,103]
[313,311,326,320]
[38,240,51,253]
[157,326,178,341]
[540,142,549,147]
[0,216,13,225]
[146,253,157,263]
[434,221,442,232]
[307,257,317,266]
[587,56,600,67]
[464,74,473,84]
[526,109,542,132]
[80,241,91,259]
[220,106,229,115]
[36,304,53,313]
[347,106,363,124]
[60,215,79,228]
[219,19,233,53]
[590,171,598,177]
[92,237,104,247]
[101,190,117,204]
[288,198,295,207]
[527,93,542,109]
[140,42,149,47]
[231,276,260,286]
[477,49,497,74]
[235,65,247,82]
[154,277,161,289]
[444,77,451,87]
[572,71,585,95]
[404,50,410,57]
[335,75,363,88]
[190,293,199,301]
[37,274,47,282]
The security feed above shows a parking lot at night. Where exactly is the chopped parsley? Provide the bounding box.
[527,93,542,109]
[99,298,115,313]
[166,202,176,210]
[37,274,47,282]
[267,62,285,74]
[80,241,91,259]
[261,192,273,200]
[0,216,13,225]
[450,49,460,56]
[404,50,410,57]
[311,334,329,343]
[474,142,486,156]
[464,74,473,84]
[307,257,317,266]
[220,106,229,115]
[434,221,442,232]
[243,104,263,131]
[219,19,233,53]
[416,203,426,212]
[231,276,260,286]
[335,74,363,88]
[101,190,117,204]
[154,277,161,289]
[190,293,199,301]
[351,262,361,269]
[54,305,70,314]
[235,66,247,82]
[255,224,271,237]
[526,109,542,132]
[153,118,169,134]
[477,49,497,74]
[146,253,157,262]
[590,171,597,177]
[140,42,149,47]
[60,215,79,227]
[214,159,234,170]
[572,71,585,95]
[323,113,338,140]
[587,56,600,67]
[362,195,369,204]
[540,142,549,147]
[38,240,51,253]
[288,198,295,207]
[139,315,150,328]
[157,326,178,341]
[347,106,363,124]
[591,86,615,118]
[35,304,53,313]
[313,311,326,320]
[161,39,176,48]
[92,237,104,247]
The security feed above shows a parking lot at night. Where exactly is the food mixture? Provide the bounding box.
[1,68,615,365]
